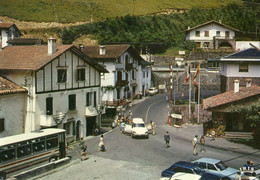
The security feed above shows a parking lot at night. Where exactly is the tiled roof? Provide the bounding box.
[0,23,14,29]
[203,85,260,110]
[82,45,130,59]
[0,45,72,70]
[186,20,239,32]
[7,38,43,45]
[209,47,260,62]
[0,75,27,95]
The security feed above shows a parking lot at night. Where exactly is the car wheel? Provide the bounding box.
[146,135,149,139]
[131,134,135,138]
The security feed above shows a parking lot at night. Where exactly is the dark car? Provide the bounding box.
[200,172,231,180]
[161,161,205,178]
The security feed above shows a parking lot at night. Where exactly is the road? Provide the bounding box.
[37,93,260,180]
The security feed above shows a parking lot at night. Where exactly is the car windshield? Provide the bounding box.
[133,124,145,127]
[194,167,206,175]
[216,161,228,171]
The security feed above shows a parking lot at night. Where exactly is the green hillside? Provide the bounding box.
[0,0,238,23]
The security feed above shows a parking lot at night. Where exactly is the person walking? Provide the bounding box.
[151,121,156,135]
[200,135,205,152]
[164,131,170,148]
[192,135,198,156]
[98,135,105,152]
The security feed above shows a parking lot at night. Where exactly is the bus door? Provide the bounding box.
[58,133,66,159]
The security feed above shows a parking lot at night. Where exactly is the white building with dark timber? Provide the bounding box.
[0,38,108,142]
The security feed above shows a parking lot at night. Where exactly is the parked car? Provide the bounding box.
[124,118,149,138]
[161,161,205,178]
[192,158,237,180]
[170,172,201,180]
[200,172,230,180]
[240,164,260,180]
[148,87,158,95]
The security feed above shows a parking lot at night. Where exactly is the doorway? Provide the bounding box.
[76,121,81,140]
[86,116,96,136]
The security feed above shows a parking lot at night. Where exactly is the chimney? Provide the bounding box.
[99,45,106,55]
[234,80,239,93]
[246,79,252,88]
[48,38,57,55]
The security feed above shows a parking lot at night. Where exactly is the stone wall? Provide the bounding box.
[172,104,212,124]
[152,71,220,93]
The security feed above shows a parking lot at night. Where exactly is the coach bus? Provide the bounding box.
[0,128,66,179]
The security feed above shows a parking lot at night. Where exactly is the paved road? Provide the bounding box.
[36,93,260,180]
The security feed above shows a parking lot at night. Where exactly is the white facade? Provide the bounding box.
[221,63,260,77]
[0,24,21,48]
[1,45,104,141]
[186,22,236,49]
[236,41,260,51]
[0,93,27,138]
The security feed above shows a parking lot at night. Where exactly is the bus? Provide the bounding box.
[0,128,67,179]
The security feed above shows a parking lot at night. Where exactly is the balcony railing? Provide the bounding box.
[214,36,235,40]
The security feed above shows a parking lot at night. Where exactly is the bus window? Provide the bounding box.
[0,145,16,162]
[46,135,58,149]
[17,141,32,158]
[32,138,45,153]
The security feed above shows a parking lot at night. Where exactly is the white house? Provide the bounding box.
[81,45,152,106]
[0,21,21,49]
[208,46,260,93]
[0,75,27,138]
[186,20,239,50]
[0,38,108,142]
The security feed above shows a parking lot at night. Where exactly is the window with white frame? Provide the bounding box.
[239,62,248,72]
[68,94,76,110]
[195,31,200,37]
[86,92,97,107]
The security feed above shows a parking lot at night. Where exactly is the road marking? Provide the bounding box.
[145,99,165,123]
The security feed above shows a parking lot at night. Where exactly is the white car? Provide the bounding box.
[148,87,158,95]
[159,173,201,180]
[124,118,149,138]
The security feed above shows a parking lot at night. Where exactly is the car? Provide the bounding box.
[240,164,260,180]
[148,87,158,95]
[192,158,238,180]
[124,118,149,138]
[200,172,230,180]
[170,172,201,180]
[161,161,205,178]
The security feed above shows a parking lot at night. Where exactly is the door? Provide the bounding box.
[86,117,96,136]
[76,121,81,140]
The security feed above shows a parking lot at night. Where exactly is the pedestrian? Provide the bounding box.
[164,131,170,148]
[80,144,88,161]
[98,135,105,152]
[192,135,198,156]
[234,171,241,180]
[200,135,206,152]
[151,121,156,135]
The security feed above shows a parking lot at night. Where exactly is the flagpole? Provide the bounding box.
[197,62,200,124]
[188,63,191,120]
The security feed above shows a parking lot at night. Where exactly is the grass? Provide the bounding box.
[0,0,239,23]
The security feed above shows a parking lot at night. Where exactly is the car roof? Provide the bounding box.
[132,118,144,123]
[170,172,201,180]
[194,158,220,164]
[173,161,199,168]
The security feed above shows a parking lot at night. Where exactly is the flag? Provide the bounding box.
[185,64,190,84]
[193,64,200,81]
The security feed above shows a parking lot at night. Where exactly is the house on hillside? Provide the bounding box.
[0,38,108,142]
[81,45,152,108]
[185,20,239,50]
[0,76,27,138]
[208,46,260,93]
[203,81,260,132]
[0,21,22,49]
